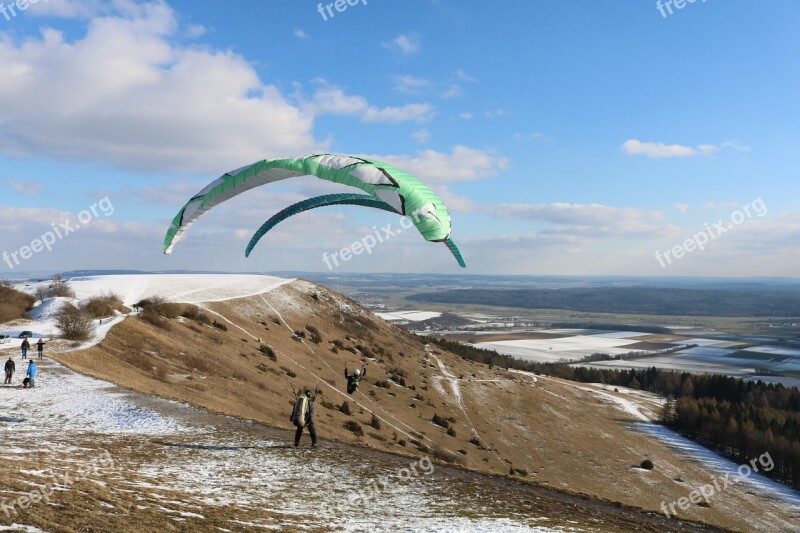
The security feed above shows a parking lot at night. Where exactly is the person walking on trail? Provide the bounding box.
[21,339,29,360]
[4,357,14,385]
[36,339,46,359]
[290,389,317,448]
[26,360,37,388]
[344,366,367,395]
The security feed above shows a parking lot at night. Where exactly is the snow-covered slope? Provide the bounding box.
[2,274,296,354]
[67,274,295,307]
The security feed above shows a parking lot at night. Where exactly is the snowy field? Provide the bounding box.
[375,311,442,322]
[474,331,648,363]
[63,274,295,307]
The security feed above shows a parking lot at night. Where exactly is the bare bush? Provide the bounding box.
[82,292,125,319]
[140,308,170,330]
[0,282,36,323]
[56,303,94,341]
[47,277,75,298]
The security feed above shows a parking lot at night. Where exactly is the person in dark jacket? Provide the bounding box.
[21,339,29,360]
[4,356,14,384]
[291,389,317,447]
[36,339,46,359]
[344,367,367,394]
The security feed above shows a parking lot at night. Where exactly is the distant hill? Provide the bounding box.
[408,287,800,317]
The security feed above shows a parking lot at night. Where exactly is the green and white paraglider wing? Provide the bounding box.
[245,193,467,267]
[163,154,465,267]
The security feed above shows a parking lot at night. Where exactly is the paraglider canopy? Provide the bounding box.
[164,153,466,267]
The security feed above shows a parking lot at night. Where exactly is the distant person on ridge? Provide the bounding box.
[26,360,37,388]
[21,338,29,360]
[36,339,46,359]
[4,356,14,384]
[290,389,317,448]
[344,366,366,395]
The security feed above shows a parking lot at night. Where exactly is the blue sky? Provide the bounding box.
[0,0,798,276]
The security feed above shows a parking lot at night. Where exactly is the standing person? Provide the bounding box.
[26,360,37,388]
[20,338,29,360]
[344,366,367,395]
[290,389,318,448]
[4,356,14,385]
[36,339,46,359]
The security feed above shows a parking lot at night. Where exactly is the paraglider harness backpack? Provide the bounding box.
[347,377,360,395]
[291,394,309,428]
[347,368,366,395]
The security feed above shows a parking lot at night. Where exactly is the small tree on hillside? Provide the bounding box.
[56,303,95,341]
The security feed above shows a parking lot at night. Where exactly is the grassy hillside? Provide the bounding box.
[51,279,798,532]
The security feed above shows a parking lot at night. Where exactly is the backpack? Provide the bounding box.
[290,395,308,427]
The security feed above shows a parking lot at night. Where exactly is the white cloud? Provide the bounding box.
[622,139,750,159]
[382,33,422,56]
[621,140,699,158]
[184,24,206,38]
[720,140,751,153]
[441,84,463,99]
[703,201,741,210]
[674,203,690,214]
[491,202,670,237]
[392,75,431,93]
[369,146,508,183]
[456,68,476,82]
[7,179,43,195]
[513,131,552,142]
[304,81,435,123]
[430,185,474,213]
[0,4,449,174]
[458,112,474,120]
[25,0,107,19]
[0,2,321,174]
[294,28,310,39]
[485,108,507,118]
[410,129,431,144]
[362,103,436,123]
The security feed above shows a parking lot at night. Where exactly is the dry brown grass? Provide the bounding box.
[48,280,790,533]
[0,282,35,323]
[82,291,128,318]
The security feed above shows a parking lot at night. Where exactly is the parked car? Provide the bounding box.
[18,331,33,339]
[0,335,11,344]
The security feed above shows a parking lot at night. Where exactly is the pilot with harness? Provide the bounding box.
[290,388,318,448]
